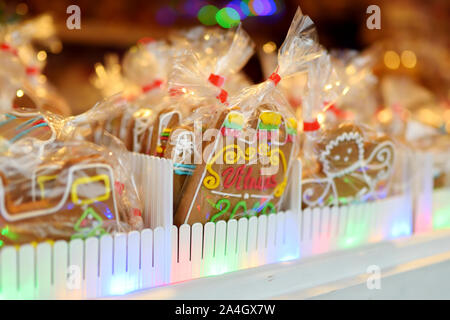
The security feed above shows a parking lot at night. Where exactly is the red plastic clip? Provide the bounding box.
[26,66,40,76]
[303,119,320,132]
[269,72,281,86]
[0,43,18,56]
[132,208,142,217]
[208,73,225,88]
[137,37,155,45]
[216,89,228,103]
[142,79,163,93]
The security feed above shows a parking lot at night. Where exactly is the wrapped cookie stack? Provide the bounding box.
[168,8,321,225]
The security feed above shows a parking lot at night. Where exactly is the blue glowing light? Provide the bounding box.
[227,0,247,19]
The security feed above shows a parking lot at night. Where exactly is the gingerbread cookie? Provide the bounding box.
[302,123,395,207]
[0,141,143,246]
[0,110,56,152]
[172,104,298,225]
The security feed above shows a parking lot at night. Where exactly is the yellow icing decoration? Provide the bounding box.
[227,112,245,127]
[37,175,58,199]
[203,141,288,197]
[287,118,297,130]
[260,112,282,127]
[71,174,111,205]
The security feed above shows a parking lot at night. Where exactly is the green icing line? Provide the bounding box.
[287,128,297,135]
[259,123,279,130]
[224,120,243,130]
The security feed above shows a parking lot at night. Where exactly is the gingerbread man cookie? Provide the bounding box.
[302,123,395,207]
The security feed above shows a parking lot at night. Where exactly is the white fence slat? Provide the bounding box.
[178,225,191,281]
[18,244,34,300]
[153,227,165,286]
[330,206,339,239]
[113,233,127,295]
[266,214,277,263]
[170,226,178,282]
[189,223,202,279]
[338,206,348,238]
[85,237,99,299]
[275,212,286,261]
[311,208,321,242]
[140,229,153,289]
[0,246,17,299]
[225,219,238,272]
[202,222,215,276]
[213,221,227,275]
[127,231,140,293]
[256,214,268,263]
[99,235,113,297]
[36,242,52,299]
[53,240,68,299]
[276,212,285,246]
[302,208,312,241]
[321,207,330,239]
[247,216,258,268]
[68,239,84,299]
[237,218,249,269]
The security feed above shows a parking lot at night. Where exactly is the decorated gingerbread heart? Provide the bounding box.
[173,104,298,225]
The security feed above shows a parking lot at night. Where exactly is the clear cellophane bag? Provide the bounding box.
[0,15,70,116]
[0,103,144,246]
[301,50,404,208]
[168,8,323,225]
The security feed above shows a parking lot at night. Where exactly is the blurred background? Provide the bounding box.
[1,0,448,114]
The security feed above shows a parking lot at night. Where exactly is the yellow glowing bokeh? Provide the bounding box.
[444,109,450,121]
[37,50,47,62]
[378,109,393,123]
[346,65,356,75]
[38,74,47,84]
[16,89,24,98]
[262,41,277,54]
[401,50,417,68]
[384,51,400,69]
[317,112,325,124]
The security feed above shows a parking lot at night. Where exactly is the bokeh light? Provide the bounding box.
[184,0,205,17]
[401,50,417,68]
[240,1,253,17]
[216,7,240,28]
[198,5,219,26]
[262,41,277,53]
[249,0,276,16]
[384,50,400,70]
[227,0,247,19]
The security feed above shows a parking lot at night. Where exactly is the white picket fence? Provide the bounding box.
[0,157,415,299]
[412,151,450,233]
